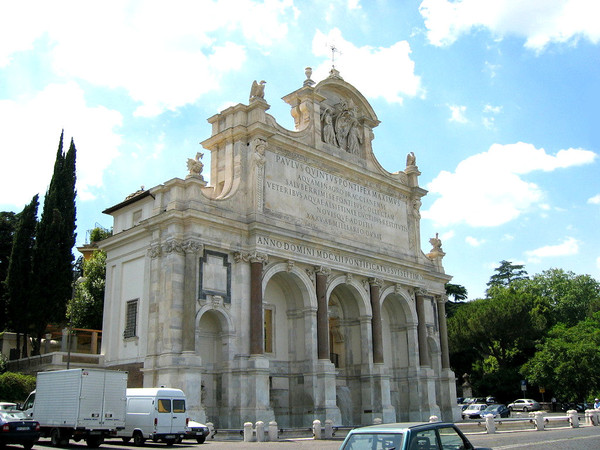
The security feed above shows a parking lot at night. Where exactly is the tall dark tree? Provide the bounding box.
[31,131,77,354]
[486,260,528,295]
[4,196,39,358]
[0,211,19,331]
[445,283,468,318]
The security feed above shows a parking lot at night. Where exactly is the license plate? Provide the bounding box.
[16,427,30,431]
[165,435,175,439]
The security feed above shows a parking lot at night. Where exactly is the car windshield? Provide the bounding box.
[0,410,28,420]
[484,405,500,411]
[466,404,484,411]
[342,432,404,449]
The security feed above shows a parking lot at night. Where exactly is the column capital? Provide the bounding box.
[233,251,269,264]
[415,288,429,297]
[314,265,331,277]
[368,277,383,288]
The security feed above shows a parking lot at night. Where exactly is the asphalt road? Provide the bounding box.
[10,425,599,450]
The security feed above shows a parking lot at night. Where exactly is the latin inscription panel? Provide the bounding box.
[264,152,409,252]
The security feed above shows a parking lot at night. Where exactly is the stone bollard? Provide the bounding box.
[243,422,254,442]
[313,419,322,439]
[325,419,334,439]
[429,415,439,423]
[484,414,496,434]
[567,410,579,428]
[585,409,599,426]
[268,421,278,441]
[533,411,545,431]
[256,421,265,442]
[206,422,215,439]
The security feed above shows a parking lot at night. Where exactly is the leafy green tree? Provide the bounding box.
[448,284,546,401]
[522,313,600,402]
[67,250,106,330]
[0,211,18,331]
[31,132,77,354]
[524,269,600,328]
[486,260,528,295]
[89,226,112,243]
[4,196,39,358]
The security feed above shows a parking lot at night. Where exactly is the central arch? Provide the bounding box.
[262,264,316,427]
[328,276,370,425]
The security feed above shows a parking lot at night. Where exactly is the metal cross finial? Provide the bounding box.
[329,44,342,68]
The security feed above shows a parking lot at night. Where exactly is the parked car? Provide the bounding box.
[462,403,488,419]
[177,419,209,444]
[0,410,40,450]
[482,404,510,418]
[507,399,541,412]
[339,421,492,449]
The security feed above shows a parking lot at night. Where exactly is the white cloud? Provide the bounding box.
[440,230,455,241]
[448,105,468,123]
[588,194,600,205]
[0,82,122,207]
[525,236,579,263]
[422,142,597,227]
[0,0,297,117]
[311,28,423,104]
[465,236,485,246]
[419,0,600,51]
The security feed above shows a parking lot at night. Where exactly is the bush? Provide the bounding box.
[0,372,36,402]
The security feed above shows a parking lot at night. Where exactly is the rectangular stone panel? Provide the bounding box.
[264,151,410,252]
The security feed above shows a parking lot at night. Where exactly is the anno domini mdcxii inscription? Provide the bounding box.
[264,151,410,251]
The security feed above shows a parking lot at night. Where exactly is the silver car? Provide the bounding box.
[507,398,541,412]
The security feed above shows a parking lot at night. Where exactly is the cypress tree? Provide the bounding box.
[4,195,39,358]
[31,131,77,354]
[0,211,18,331]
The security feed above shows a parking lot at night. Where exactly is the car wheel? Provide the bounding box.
[196,436,206,444]
[23,441,35,450]
[164,438,176,446]
[122,437,132,443]
[133,431,146,446]
[523,407,528,412]
[175,436,182,444]
[508,406,513,412]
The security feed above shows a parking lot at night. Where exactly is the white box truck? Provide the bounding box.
[117,388,188,445]
[21,368,127,448]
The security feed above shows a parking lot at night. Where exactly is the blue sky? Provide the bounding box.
[1,0,598,299]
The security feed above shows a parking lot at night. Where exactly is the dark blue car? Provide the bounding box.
[0,410,40,450]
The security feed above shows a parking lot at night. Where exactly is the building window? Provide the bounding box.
[124,299,138,339]
[264,308,273,353]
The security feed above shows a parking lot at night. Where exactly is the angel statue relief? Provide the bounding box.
[250,80,266,101]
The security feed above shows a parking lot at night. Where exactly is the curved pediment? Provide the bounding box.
[314,72,380,130]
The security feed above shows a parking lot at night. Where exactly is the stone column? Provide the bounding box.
[315,266,330,360]
[182,240,203,352]
[369,278,384,364]
[415,290,430,367]
[436,295,450,369]
[250,253,268,355]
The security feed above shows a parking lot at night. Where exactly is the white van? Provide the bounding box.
[117,388,188,445]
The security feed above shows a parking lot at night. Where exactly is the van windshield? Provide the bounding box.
[173,399,186,413]
[157,399,171,413]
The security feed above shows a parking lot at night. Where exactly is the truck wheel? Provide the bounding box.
[51,428,63,447]
[196,436,206,444]
[133,431,146,446]
[86,437,103,448]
